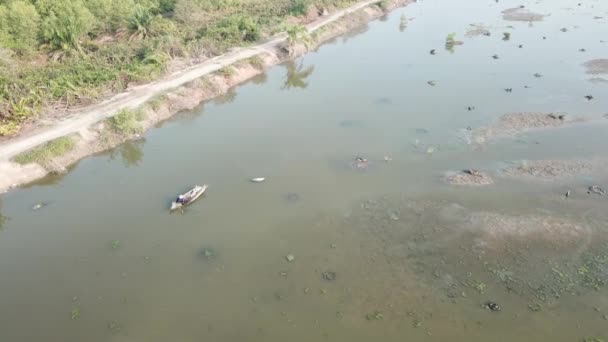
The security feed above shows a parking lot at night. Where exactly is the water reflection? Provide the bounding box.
[249,73,268,85]
[212,88,238,105]
[109,139,145,167]
[282,60,315,90]
[0,202,6,231]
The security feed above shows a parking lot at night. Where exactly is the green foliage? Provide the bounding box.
[285,24,312,56]
[0,1,41,54]
[0,0,357,135]
[288,0,310,16]
[247,55,265,70]
[108,108,144,135]
[38,0,95,52]
[204,15,261,48]
[218,66,235,78]
[12,136,75,165]
[377,0,390,11]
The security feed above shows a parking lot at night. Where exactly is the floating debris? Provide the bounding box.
[485,302,501,311]
[503,32,511,41]
[354,157,369,169]
[426,147,436,154]
[199,247,217,259]
[366,311,384,320]
[111,240,121,250]
[322,271,337,281]
[588,186,606,196]
[579,48,586,52]
[430,49,436,55]
[383,156,392,162]
[285,254,295,262]
[504,88,513,93]
[518,44,523,48]
[71,308,80,320]
[560,28,568,32]
[427,80,436,86]
[584,95,594,101]
[534,73,543,78]
[467,106,476,111]
[565,190,571,199]
[492,54,500,59]
[31,202,48,211]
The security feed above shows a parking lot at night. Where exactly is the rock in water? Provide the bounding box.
[322,271,337,281]
[485,302,501,311]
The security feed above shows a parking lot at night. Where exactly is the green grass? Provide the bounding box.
[107,108,145,135]
[12,136,75,165]
[247,55,265,70]
[218,67,236,78]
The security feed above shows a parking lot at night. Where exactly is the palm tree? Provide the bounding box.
[285,25,312,57]
[282,60,314,90]
[127,5,155,41]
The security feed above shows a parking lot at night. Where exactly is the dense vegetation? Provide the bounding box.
[0,0,356,136]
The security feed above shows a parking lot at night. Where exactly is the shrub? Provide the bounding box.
[38,0,95,52]
[0,1,41,54]
[13,136,75,165]
[288,0,310,16]
[108,108,145,135]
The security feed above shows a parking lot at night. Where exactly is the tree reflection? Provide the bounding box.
[212,88,237,105]
[282,60,314,90]
[0,203,6,231]
[110,139,145,167]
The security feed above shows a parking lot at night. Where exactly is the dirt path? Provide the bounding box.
[0,0,379,162]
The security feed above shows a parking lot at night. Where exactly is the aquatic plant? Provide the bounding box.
[111,240,121,250]
[71,308,80,320]
[365,311,384,320]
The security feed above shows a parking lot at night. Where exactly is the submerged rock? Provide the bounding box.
[588,186,606,196]
[485,302,501,311]
[322,271,337,281]
[199,247,217,260]
[445,169,494,186]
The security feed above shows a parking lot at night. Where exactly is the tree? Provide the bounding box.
[38,0,95,52]
[285,24,312,57]
[0,1,41,54]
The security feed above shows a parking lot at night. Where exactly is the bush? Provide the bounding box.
[13,136,75,165]
[0,1,41,54]
[288,0,310,16]
[203,15,261,48]
[38,0,95,51]
[108,108,145,135]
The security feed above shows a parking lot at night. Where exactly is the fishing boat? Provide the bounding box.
[170,185,208,211]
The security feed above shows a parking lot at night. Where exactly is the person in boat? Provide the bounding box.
[176,195,186,204]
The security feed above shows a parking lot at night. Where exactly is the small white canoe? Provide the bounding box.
[170,185,208,211]
[250,177,266,183]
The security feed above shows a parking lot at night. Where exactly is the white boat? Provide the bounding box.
[250,177,266,183]
[170,185,208,211]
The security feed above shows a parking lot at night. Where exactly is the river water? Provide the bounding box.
[2,0,608,341]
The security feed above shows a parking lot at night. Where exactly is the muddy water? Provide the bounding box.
[2,0,608,341]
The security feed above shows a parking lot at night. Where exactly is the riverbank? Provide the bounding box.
[0,0,411,193]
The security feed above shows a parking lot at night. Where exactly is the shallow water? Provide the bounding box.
[2,0,608,341]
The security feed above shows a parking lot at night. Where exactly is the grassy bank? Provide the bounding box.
[0,0,360,137]
[12,136,75,165]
